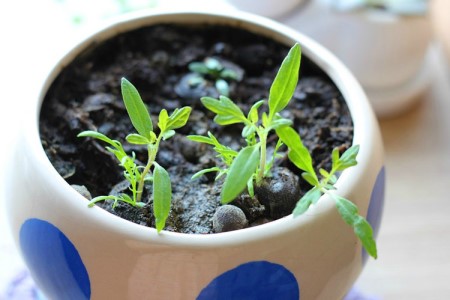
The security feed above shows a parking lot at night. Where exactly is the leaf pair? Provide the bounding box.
[122,78,191,145]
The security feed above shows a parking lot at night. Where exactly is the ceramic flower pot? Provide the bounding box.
[284,0,432,117]
[5,9,385,300]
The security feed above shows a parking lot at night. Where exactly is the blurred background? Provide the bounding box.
[0,0,449,299]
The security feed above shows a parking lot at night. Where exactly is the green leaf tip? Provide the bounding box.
[334,195,377,259]
[268,43,301,117]
[121,77,153,139]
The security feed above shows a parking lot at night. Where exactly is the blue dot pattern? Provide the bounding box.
[197,261,299,300]
[363,167,386,263]
[19,218,91,300]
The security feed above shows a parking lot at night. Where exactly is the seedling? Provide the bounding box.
[188,57,242,96]
[78,78,191,232]
[188,44,301,203]
[189,43,377,258]
[277,127,377,258]
[332,0,427,15]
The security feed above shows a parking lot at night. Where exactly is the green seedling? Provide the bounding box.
[277,126,377,258]
[188,57,242,96]
[189,43,377,258]
[333,0,427,15]
[188,43,301,203]
[78,78,191,232]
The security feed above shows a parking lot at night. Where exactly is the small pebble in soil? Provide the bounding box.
[213,205,248,233]
[255,167,301,220]
[71,185,92,200]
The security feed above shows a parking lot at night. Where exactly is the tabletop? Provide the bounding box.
[1,1,449,299]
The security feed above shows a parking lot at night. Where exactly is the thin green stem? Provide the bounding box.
[257,130,268,183]
[136,134,163,202]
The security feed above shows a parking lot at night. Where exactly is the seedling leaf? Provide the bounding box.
[166,106,192,130]
[187,135,215,145]
[153,162,171,233]
[121,78,153,139]
[334,195,377,259]
[201,96,247,125]
[293,187,322,216]
[333,145,360,171]
[221,145,260,204]
[276,126,317,184]
[268,43,301,117]
[126,134,150,145]
[77,131,119,148]
[162,130,176,140]
[191,167,221,180]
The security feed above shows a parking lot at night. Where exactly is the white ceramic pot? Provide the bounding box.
[284,0,432,117]
[5,10,385,300]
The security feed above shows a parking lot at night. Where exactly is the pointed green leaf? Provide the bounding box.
[301,172,317,187]
[191,167,221,180]
[187,135,215,145]
[319,168,330,178]
[87,195,117,207]
[334,195,358,225]
[262,112,269,128]
[201,96,247,125]
[126,134,150,145]
[267,117,292,131]
[158,109,169,132]
[221,145,260,204]
[120,193,134,205]
[153,162,171,233]
[336,145,360,171]
[166,106,192,131]
[334,195,377,259]
[276,126,317,184]
[293,187,322,216]
[162,130,175,140]
[121,78,153,139]
[248,100,264,124]
[242,124,256,138]
[268,43,301,117]
[354,216,378,259]
[247,177,255,198]
[331,147,340,168]
[78,131,119,148]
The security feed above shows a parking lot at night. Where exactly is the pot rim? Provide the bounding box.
[28,9,378,247]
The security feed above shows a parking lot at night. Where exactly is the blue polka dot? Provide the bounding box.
[197,261,299,300]
[20,218,91,299]
[363,167,385,263]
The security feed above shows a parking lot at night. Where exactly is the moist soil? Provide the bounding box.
[40,24,353,234]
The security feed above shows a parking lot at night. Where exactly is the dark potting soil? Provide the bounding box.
[39,24,353,234]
